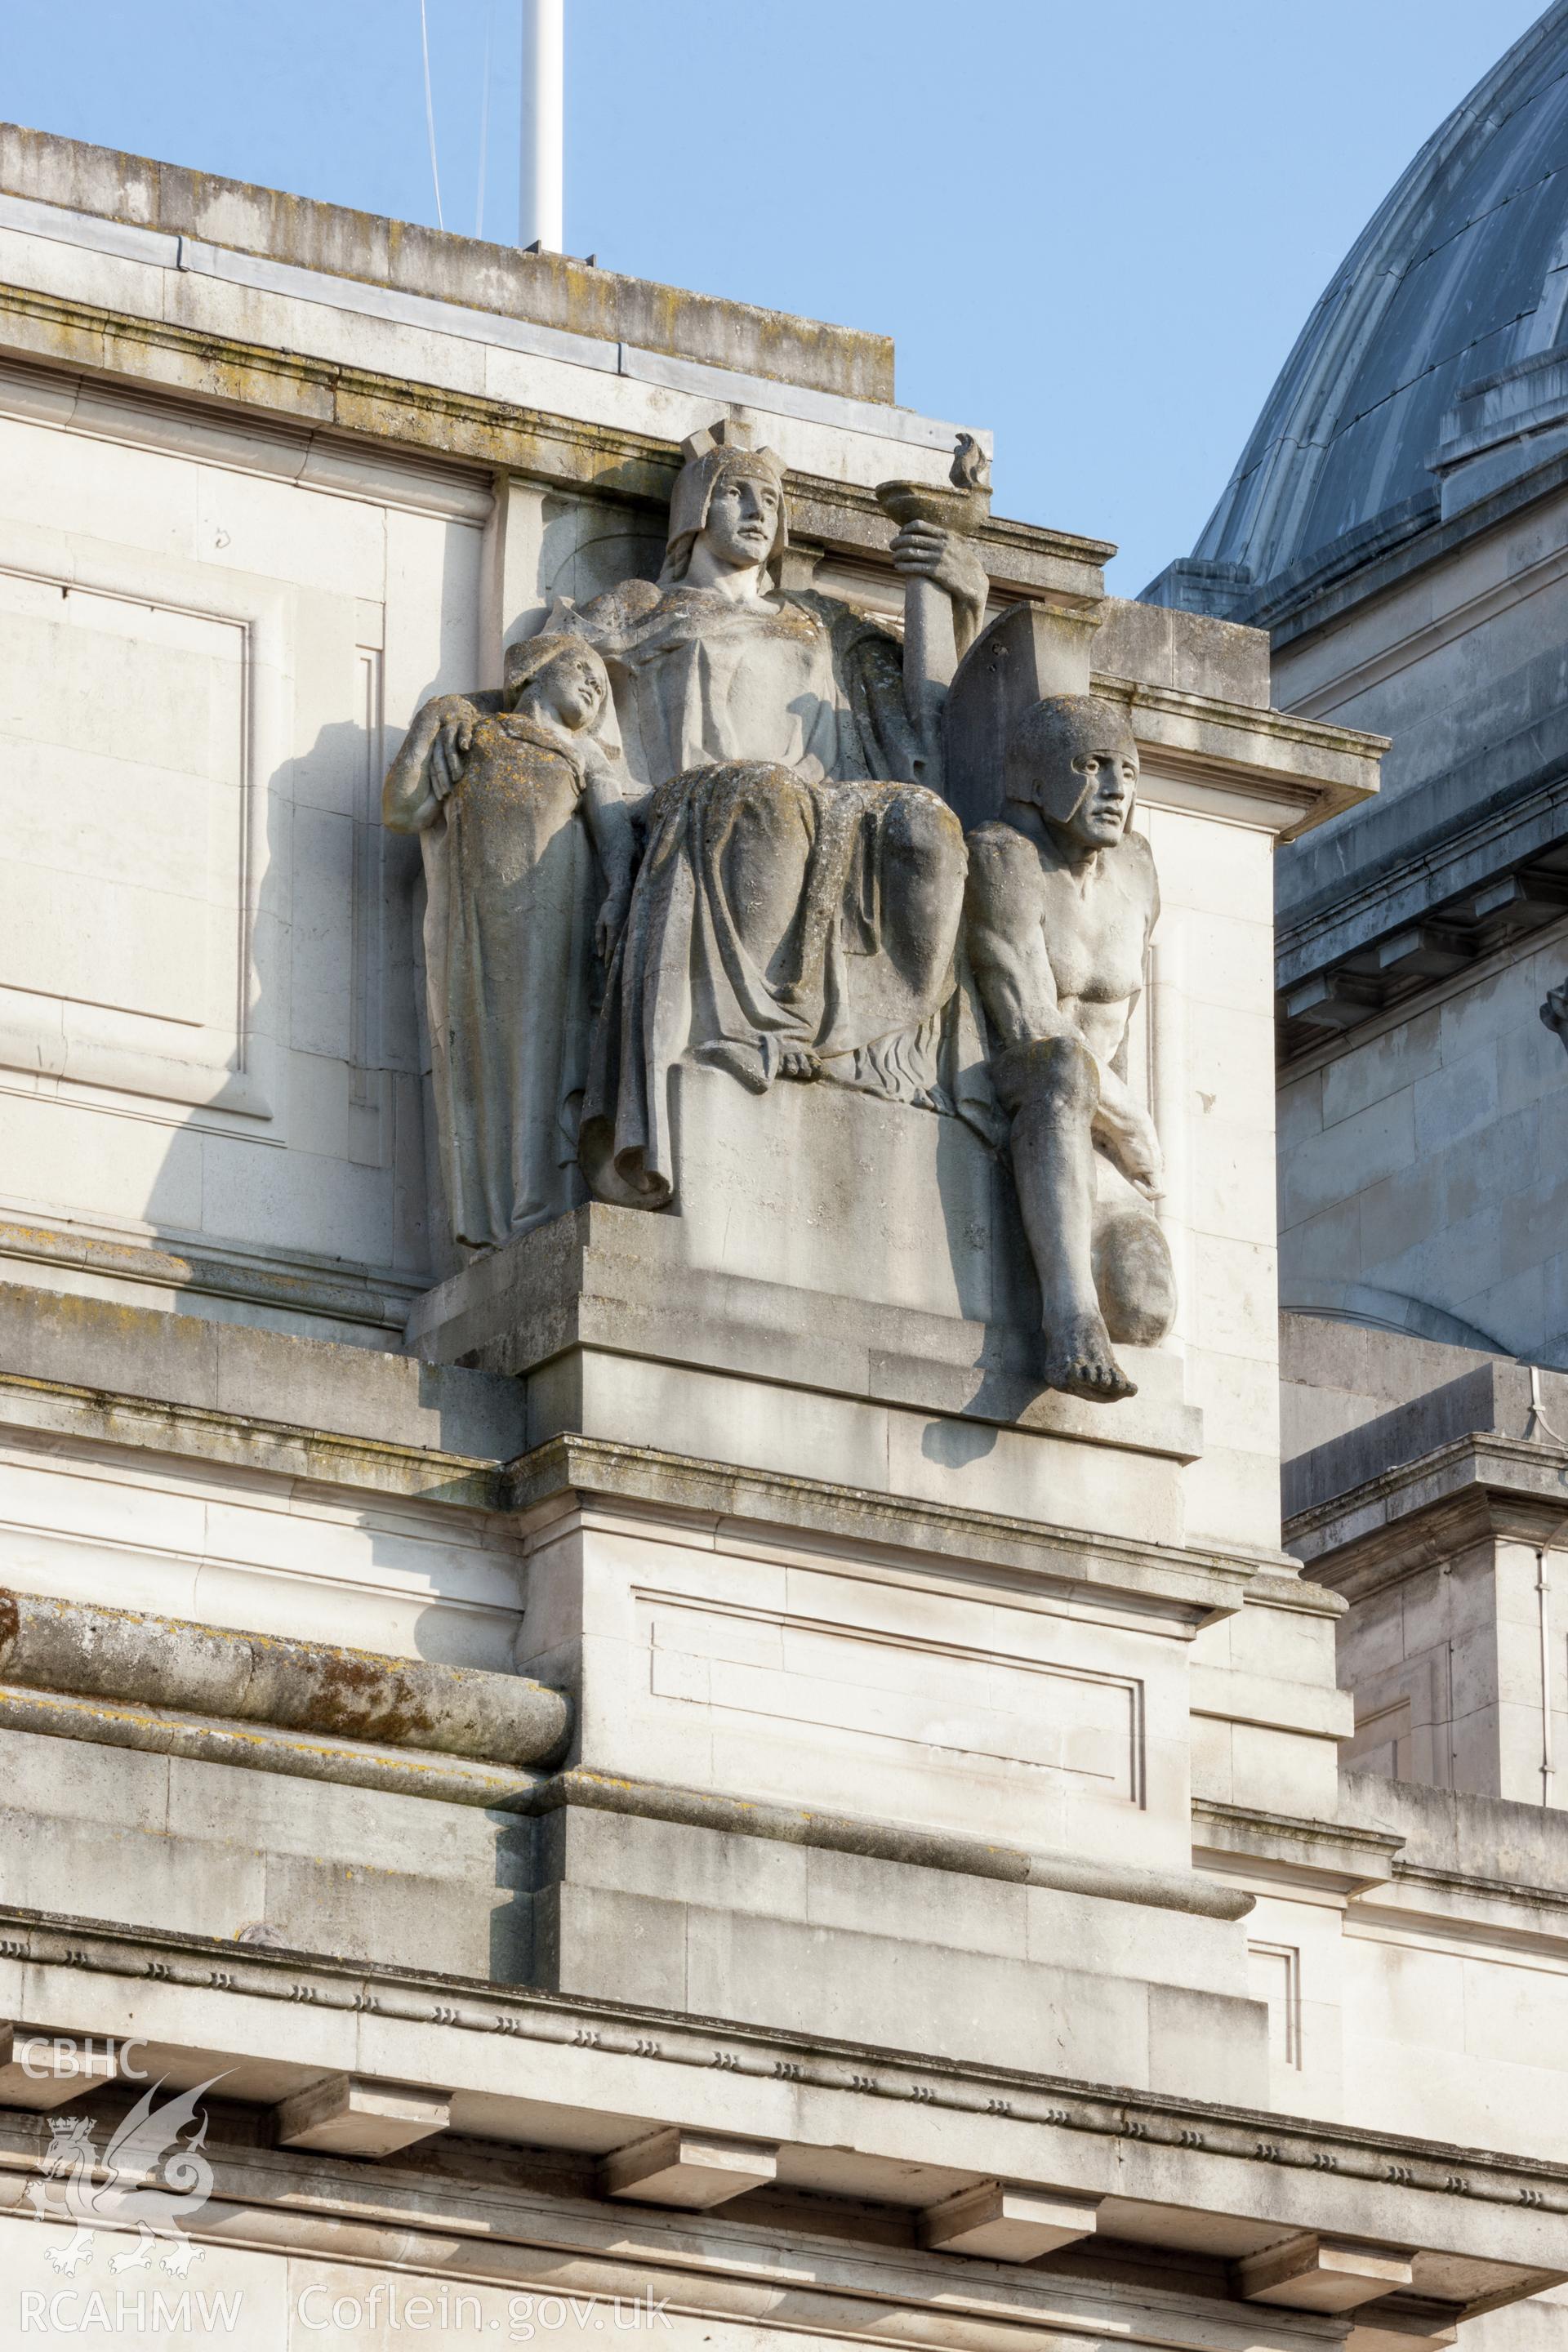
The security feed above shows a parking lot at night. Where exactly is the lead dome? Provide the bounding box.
[1147,2,1568,610]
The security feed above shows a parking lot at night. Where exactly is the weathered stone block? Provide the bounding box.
[601,2127,777,2207]
[274,2073,451,2158]
[1239,2237,1415,2314]
[0,2024,119,2110]
[920,2180,1102,2261]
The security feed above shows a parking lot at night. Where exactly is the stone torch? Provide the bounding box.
[875,432,992,786]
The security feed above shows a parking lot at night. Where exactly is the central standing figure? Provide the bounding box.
[564,421,991,1209]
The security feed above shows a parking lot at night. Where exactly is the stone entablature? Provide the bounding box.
[4,1903,1565,2278]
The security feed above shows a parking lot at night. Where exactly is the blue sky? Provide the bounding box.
[3,0,1548,590]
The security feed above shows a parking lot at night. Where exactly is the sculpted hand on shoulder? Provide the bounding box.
[383,692,488,831]
[424,694,483,800]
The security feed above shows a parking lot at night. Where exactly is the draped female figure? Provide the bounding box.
[562,425,994,1209]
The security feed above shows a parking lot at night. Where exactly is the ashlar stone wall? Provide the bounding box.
[1278,923,1568,1359]
[0,363,485,1331]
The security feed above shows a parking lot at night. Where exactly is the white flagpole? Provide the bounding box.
[519,0,564,252]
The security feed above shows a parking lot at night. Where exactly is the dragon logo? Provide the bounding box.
[26,2076,223,2278]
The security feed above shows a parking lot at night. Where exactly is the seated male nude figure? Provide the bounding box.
[964,695,1177,1401]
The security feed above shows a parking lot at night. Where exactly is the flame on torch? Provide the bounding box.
[949,433,992,495]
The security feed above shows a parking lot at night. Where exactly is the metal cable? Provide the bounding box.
[419,0,445,230]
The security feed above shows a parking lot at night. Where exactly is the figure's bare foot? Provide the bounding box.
[1043,1311,1138,1403]
[777,1045,822,1081]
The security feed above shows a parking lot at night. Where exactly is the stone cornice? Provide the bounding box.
[1192,1798,1404,1894]
[0,1213,421,1335]
[3,1900,1566,2273]
[1285,1436,1568,1587]
[507,1432,1263,1619]
[1100,679,1383,835]
[1241,1570,1347,1619]
[0,292,1102,601]
[0,2103,1322,2352]
[1278,907,1568,1087]
[1264,452,1568,653]
[1278,760,1568,977]
[0,1367,507,1509]
[0,1363,1267,1619]
[1370,1862,1568,1938]
[1116,680,1388,782]
[1276,738,1568,1003]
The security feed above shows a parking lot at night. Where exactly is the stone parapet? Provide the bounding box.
[0,122,898,403]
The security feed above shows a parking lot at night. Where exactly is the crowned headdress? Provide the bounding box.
[659,418,790,586]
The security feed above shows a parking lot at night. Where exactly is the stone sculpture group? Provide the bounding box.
[385,421,1174,1402]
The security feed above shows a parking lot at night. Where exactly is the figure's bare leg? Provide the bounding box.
[1003,1038,1137,1402]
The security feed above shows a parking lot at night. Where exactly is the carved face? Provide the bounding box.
[523,647,609,733]
[1054,738,1138,849]
[699,468,782,571]
[1005,696,1138,849]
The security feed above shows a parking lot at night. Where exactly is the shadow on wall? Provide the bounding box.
[920,1104,1041,1462]
[120,701,439,1304]
[90,490,506,1301]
